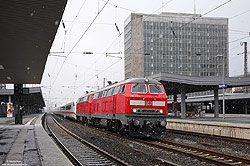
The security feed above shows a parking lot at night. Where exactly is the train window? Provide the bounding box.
[102,90,106,98]
[131,84,147,93]
[98,91,103,98]
[113,86,120,95]
[119,84,126,94]
[149,84,164,94]
[66,105,71,110]
[107,88,112,96]
[106,90,109,96]
[87,95,90,101]
[93,93,98,100]
[111,88,115,95]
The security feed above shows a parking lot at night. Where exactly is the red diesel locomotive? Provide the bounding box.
[76,78,167,137]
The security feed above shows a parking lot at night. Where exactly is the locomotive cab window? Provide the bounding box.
[149,84,164,94]
[107,88,113,96]
[131,84,147,93]
[119,84,126,94]
[93,93,98,100]
[98,91,103,98]
[113,86,120,95]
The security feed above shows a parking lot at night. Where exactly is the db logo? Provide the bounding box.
[145,101,152,106]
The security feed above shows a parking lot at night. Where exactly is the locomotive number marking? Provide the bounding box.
[145,101,152,106]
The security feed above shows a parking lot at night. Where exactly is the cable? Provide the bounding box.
[150,0,175,14]
[57,58,122,104]
[63,20,113,26]
[200,0,232,18]
[66,0,88,31]
[102,0,139,13]
[52,0,233,105]
[230,9,250,19]
[229,29,250,34]
[51,0,110,88]
[83,0,175,75]
[229,35,250,44]
[129,0,233,56]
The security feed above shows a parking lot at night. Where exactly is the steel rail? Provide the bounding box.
[158,139,250,165]
[44,115,83,166]
[166,129,250,145]
[50,116,129,166]
[52,114,250,165]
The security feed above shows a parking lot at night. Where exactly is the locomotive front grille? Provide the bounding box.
[132,108,163,114]
[141,109,156,113]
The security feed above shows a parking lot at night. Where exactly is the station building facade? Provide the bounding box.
[124,12,229,80]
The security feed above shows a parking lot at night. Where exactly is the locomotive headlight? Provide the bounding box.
[159,109,163,114]
[160,120,167,127]
[132,108,137,113]
[133,119,140,126]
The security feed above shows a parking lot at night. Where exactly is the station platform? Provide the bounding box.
[166,114,250,140]
[0,113,73,166]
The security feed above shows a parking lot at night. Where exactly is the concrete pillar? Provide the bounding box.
[214,87,219,118]
[8,95,11,103]
[181,86,186,118]
[245,100,248,114]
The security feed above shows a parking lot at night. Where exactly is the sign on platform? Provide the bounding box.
[7,103,13,117]
[219,84,227,89]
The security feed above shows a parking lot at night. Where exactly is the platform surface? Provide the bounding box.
[0,113,73,166]
[166,114,250,139]
[168,114,250,126]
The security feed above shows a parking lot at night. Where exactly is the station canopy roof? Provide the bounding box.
[0,0,68,84]
[0,87,45,108]
[150,73,250,95]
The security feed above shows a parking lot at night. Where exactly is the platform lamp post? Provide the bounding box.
[216,54,225,119]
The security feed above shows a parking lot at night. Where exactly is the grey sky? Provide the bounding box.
[41,0,250,108]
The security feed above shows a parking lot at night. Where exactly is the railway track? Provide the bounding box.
[86,123,250,165]
[136,139,250,166]
[44,114,129,166]
[43,114,82,166]
[51,114,250,166]
[166,129,250,146]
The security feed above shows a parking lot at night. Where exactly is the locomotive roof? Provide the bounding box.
[78,78,161,99]
[120,78,160,84]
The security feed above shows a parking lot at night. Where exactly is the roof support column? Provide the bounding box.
[245,100,248,114]
[181,86,186,119]
[8,95,11,103]
[214,87,219,118]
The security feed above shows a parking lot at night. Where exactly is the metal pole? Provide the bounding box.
[244,42,248,77]
[222,55,225,119]
[181,86,186,119]
[214,87,219,118]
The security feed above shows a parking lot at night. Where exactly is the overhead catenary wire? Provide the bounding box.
[50,0,236,105]
[101,0,176,55]
[80,0,176,76]
[130,0,234,56]
[230,8,250,20]
[66,0,88,31]
[51,0,110,88]
[56,58,122,104]
[229,29,250,34]
[102,0,138,13]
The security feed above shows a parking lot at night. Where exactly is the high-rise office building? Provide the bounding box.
[124,12,228,79]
